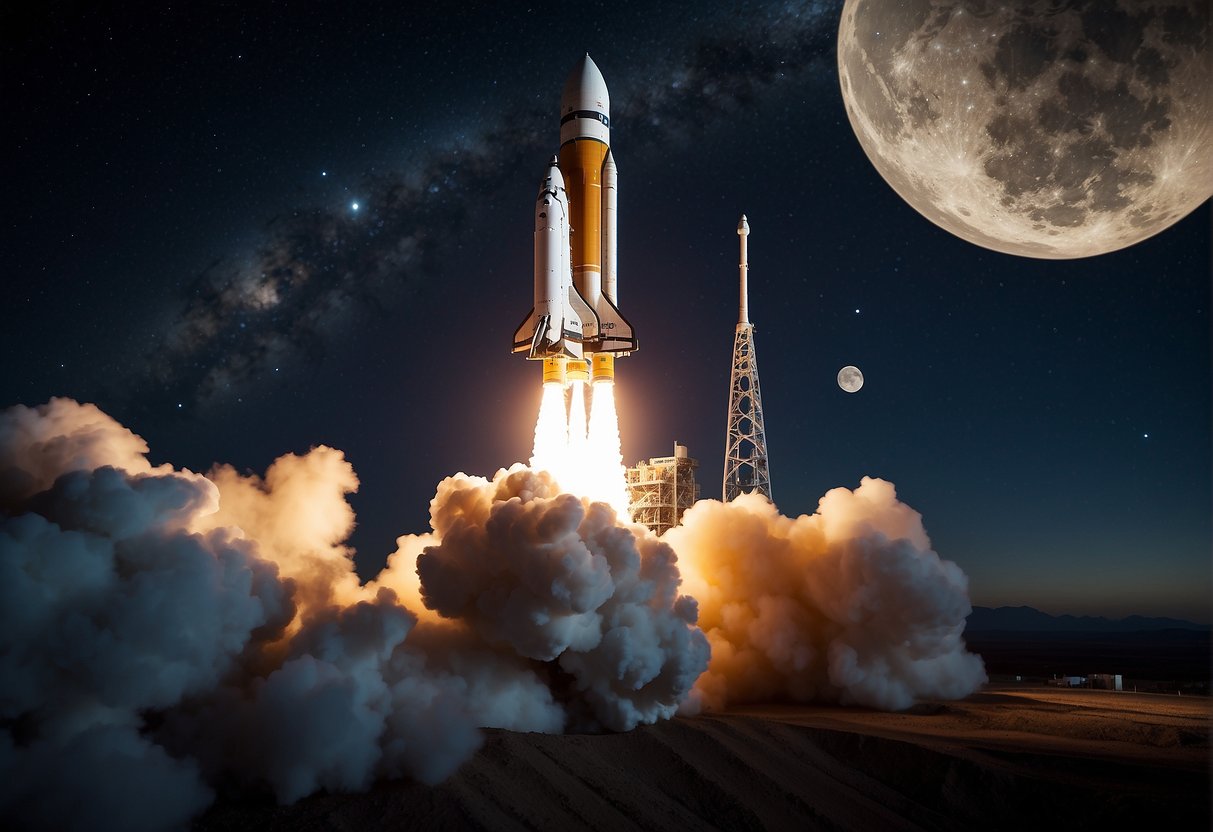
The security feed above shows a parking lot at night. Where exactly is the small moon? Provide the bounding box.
[838,365,864,393]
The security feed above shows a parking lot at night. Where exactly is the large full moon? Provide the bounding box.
[837,0,1212,259]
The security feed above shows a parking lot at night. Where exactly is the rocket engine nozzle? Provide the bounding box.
[543,356,568,385]
[591,353,615,383]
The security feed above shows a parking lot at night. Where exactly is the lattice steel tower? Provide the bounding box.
[723,215,772,502]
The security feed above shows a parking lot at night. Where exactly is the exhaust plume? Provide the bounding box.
[0,401,294,830]
[375,465,710,731]
[586,380,629,516]
[529,378,630,517]
[667,482,987,712]
[0,398,708,829]
[194,447,364,616]
[0,399,983,829]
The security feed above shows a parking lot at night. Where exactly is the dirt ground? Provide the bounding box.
[196,685,1211,831]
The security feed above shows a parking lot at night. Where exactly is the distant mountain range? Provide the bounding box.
[967,606,1210,633]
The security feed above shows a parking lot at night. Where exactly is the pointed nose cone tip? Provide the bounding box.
[737,215,750,235]
[561,54,609,118]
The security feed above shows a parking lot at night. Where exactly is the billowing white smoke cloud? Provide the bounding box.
[380,467,709,731]
[666,480,987,711]
[0,401,294,830]
[0,399,708,829]
[0,398,161,503]
[165,587,453,804]
[0,399,983,830]
[194,446,365,616]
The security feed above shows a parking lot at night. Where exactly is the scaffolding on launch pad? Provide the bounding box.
[625,443,700,536]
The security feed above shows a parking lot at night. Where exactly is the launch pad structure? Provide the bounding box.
[626,443,700,535]
[723,215,772,503]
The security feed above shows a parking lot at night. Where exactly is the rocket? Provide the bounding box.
[513,55,636,383]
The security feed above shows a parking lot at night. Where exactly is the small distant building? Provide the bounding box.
[626,442,700,535]
[1089,674,1123,691]
[1048,674,1123,690]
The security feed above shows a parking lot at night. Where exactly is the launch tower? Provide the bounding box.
[723,215,772,502]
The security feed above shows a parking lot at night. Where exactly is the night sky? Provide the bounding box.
[5,1,1209,622]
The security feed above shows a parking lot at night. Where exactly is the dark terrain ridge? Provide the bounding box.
[967,605,1209,633]
[196,686,1209,831]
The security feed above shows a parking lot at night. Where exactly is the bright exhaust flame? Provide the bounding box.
[565,380,590,498]
[530,377,629,518]
[530,381,568,477]
[587,380,629,515]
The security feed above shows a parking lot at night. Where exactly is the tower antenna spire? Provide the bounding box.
[738,214,750,326]
[723,215,772,503]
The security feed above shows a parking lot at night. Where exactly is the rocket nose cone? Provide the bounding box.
[737,214,750,235]
[561,54,609,119]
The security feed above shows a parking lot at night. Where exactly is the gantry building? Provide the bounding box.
[626,442,700,535]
